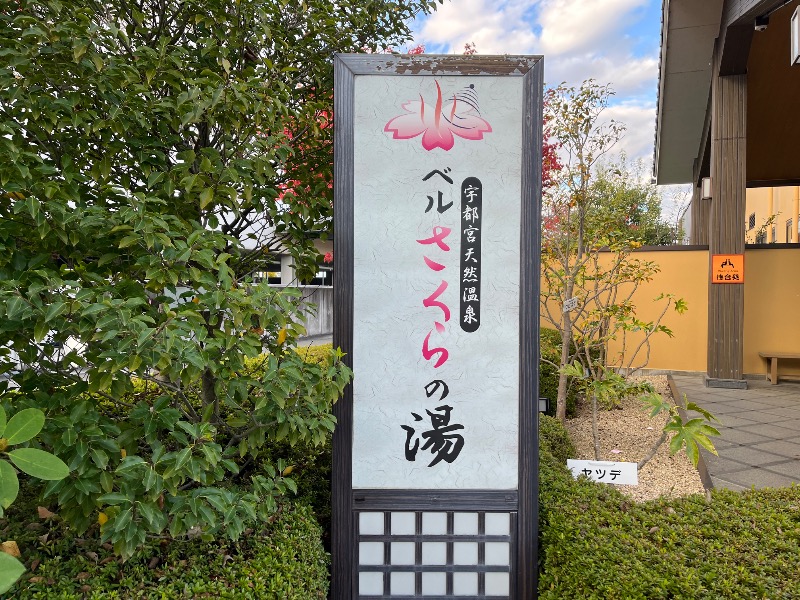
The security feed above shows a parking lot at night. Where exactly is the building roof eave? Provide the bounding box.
[654,0,724,185]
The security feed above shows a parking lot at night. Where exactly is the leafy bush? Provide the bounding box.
[538,451,800,598]
[539,328,579,417]
[2,497,328,599]
[538,415,575,465]
[3,344,345,560]
[0,405,70,594]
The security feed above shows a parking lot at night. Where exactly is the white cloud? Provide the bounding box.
[547,53,657,98]
[537,0,649,56]
[602,101,656,165]
[417,0,538,55]
[415,0,657,99]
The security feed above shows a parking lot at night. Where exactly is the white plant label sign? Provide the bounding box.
[567,459,639,486]
[562,297,579,313]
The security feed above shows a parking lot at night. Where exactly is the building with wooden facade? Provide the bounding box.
[655,0,800,387]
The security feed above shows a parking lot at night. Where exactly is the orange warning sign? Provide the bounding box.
[711,254,744,284]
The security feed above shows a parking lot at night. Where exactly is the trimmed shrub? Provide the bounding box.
[538,414,575,465]
[14,342,345,560]
[538,452,800,599]
[0,345,339,597]
[2,500,328,599]
[263,437,333,547]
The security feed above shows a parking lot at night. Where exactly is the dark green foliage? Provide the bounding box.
[2,494,328,599]
[538,453,800,599]
[539,328,579,417]
[588,158,680,247]
[538,415,575,465]
[262,437,333,546]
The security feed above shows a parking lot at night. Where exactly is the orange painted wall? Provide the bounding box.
[604,249,708,372]
[541,247,800,376]
[541,249,709,373]
[743,248,800,376]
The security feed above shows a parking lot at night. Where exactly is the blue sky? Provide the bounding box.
[409,0,665,170]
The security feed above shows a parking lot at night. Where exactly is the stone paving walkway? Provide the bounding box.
[669,374,800,491]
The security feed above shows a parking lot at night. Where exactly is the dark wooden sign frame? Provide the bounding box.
[332,54,543,600]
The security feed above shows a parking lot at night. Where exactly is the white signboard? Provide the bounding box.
[567,459,639,486]
[351,75,523,490]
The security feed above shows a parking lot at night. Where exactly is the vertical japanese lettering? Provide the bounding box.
[460,177,482,333]
[401,165,466,466]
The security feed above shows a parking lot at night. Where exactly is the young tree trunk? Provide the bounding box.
[591,391,601,460]
[555,277,576,422]
[556,316,572,421]
[201,368,216,409]
[638,431,668,470]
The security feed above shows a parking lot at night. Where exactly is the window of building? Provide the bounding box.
[756,231,767,244]
[748,213,756,230]
[771,225,777,243]
[253,262,282,285]
[787,219,794,243]
[309,267,333,287]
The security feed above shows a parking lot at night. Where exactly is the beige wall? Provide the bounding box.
[541,247,800,377]
[604,250,709,373]
[745,186,800,244]
[542,249,709,373]
[743,248,800,376]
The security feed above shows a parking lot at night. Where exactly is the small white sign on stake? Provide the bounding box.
[567,459,638,486]
[562,297,579,313]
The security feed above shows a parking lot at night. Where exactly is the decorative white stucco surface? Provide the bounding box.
[351,74,523,490]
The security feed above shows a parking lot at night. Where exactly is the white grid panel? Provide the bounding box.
[357,511,513,599]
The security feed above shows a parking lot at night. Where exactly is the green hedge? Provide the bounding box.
[538,414,576,465]
[0,344,340,598]
[538,435,800,599]
[294,343,336,366]
[2,500,328,599]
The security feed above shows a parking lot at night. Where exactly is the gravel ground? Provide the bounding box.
[563,376,706,502]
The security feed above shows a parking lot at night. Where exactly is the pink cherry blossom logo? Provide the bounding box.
[384,81,492,151]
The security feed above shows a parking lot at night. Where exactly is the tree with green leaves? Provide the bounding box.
[0,0,439,559]
[541,80,718,469]
[542,80,626,422]
[588,157,680,246]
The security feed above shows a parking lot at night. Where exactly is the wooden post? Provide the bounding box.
[707,44,747,388]
[697,197,710,246]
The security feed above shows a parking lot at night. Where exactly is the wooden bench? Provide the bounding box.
[758,352,800,384]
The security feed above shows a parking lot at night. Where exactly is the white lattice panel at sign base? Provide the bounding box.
[357,511,514,598]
